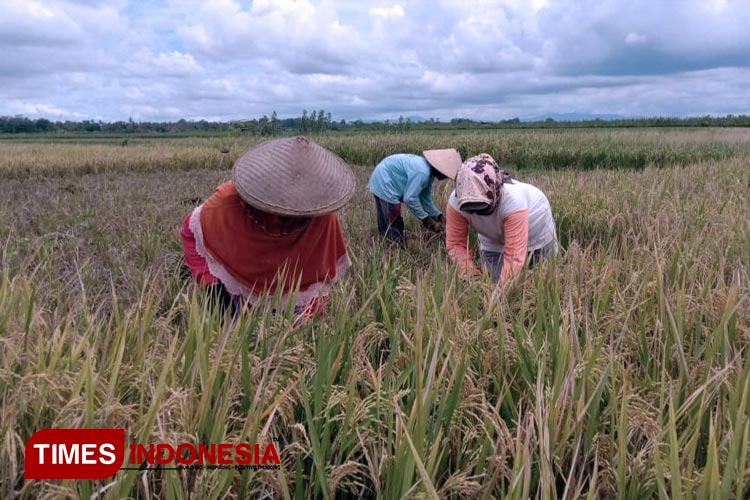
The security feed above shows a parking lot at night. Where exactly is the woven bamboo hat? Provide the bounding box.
[231,136,356,217]
[423,148,461,180]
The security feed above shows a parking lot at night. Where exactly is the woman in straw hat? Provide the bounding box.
[446,153,558,285]
[367,149,461,245]
[180,136,355,319]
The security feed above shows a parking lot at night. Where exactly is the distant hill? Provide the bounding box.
[524,113,626,122]
[362,115,431,124]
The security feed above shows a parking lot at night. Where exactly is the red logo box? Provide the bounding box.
[25,428,126,480]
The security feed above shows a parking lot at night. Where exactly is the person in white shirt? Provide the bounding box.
[445,153,558,284]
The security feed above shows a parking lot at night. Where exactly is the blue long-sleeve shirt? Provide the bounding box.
[367,154,442,220]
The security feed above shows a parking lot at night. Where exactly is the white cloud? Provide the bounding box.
[26,1,55,19]
[625,32,647,46]
[0,0,749,121]
[369,4,404,18]
[124,51,204,78]
[177,0,365,74]
[5,100,86,119]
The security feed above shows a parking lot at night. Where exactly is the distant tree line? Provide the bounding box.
[2,112,750,135]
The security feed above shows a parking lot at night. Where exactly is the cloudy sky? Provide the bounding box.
[2,0,750,121]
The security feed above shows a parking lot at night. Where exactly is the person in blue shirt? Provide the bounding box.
[368,149,461,245]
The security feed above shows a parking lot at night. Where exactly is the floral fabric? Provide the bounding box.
[455,154,513,212]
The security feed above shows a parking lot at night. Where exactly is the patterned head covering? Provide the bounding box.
[455,154,512,213]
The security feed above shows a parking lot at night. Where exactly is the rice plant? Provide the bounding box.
[2,128,750,177]
[0,132,748,498]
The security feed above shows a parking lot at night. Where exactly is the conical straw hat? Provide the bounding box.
[423,148,461,180]
[232,136,356,217]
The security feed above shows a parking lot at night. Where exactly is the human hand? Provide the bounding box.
[461,267,482,281]
[421,217,441,233]
[453,259,482,281]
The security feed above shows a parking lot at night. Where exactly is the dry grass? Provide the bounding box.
[3,127,750,177]
[0,131,748,498]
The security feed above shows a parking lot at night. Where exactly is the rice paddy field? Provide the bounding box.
[1,128,749,498]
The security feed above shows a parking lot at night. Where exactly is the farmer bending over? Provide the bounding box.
[446,154,558,286]
[368,149,461,245]
[180,136,355,320]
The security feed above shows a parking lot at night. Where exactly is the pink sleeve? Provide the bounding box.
[180,213,219,286]
[445,204,481,278]
[500,209,529,284]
